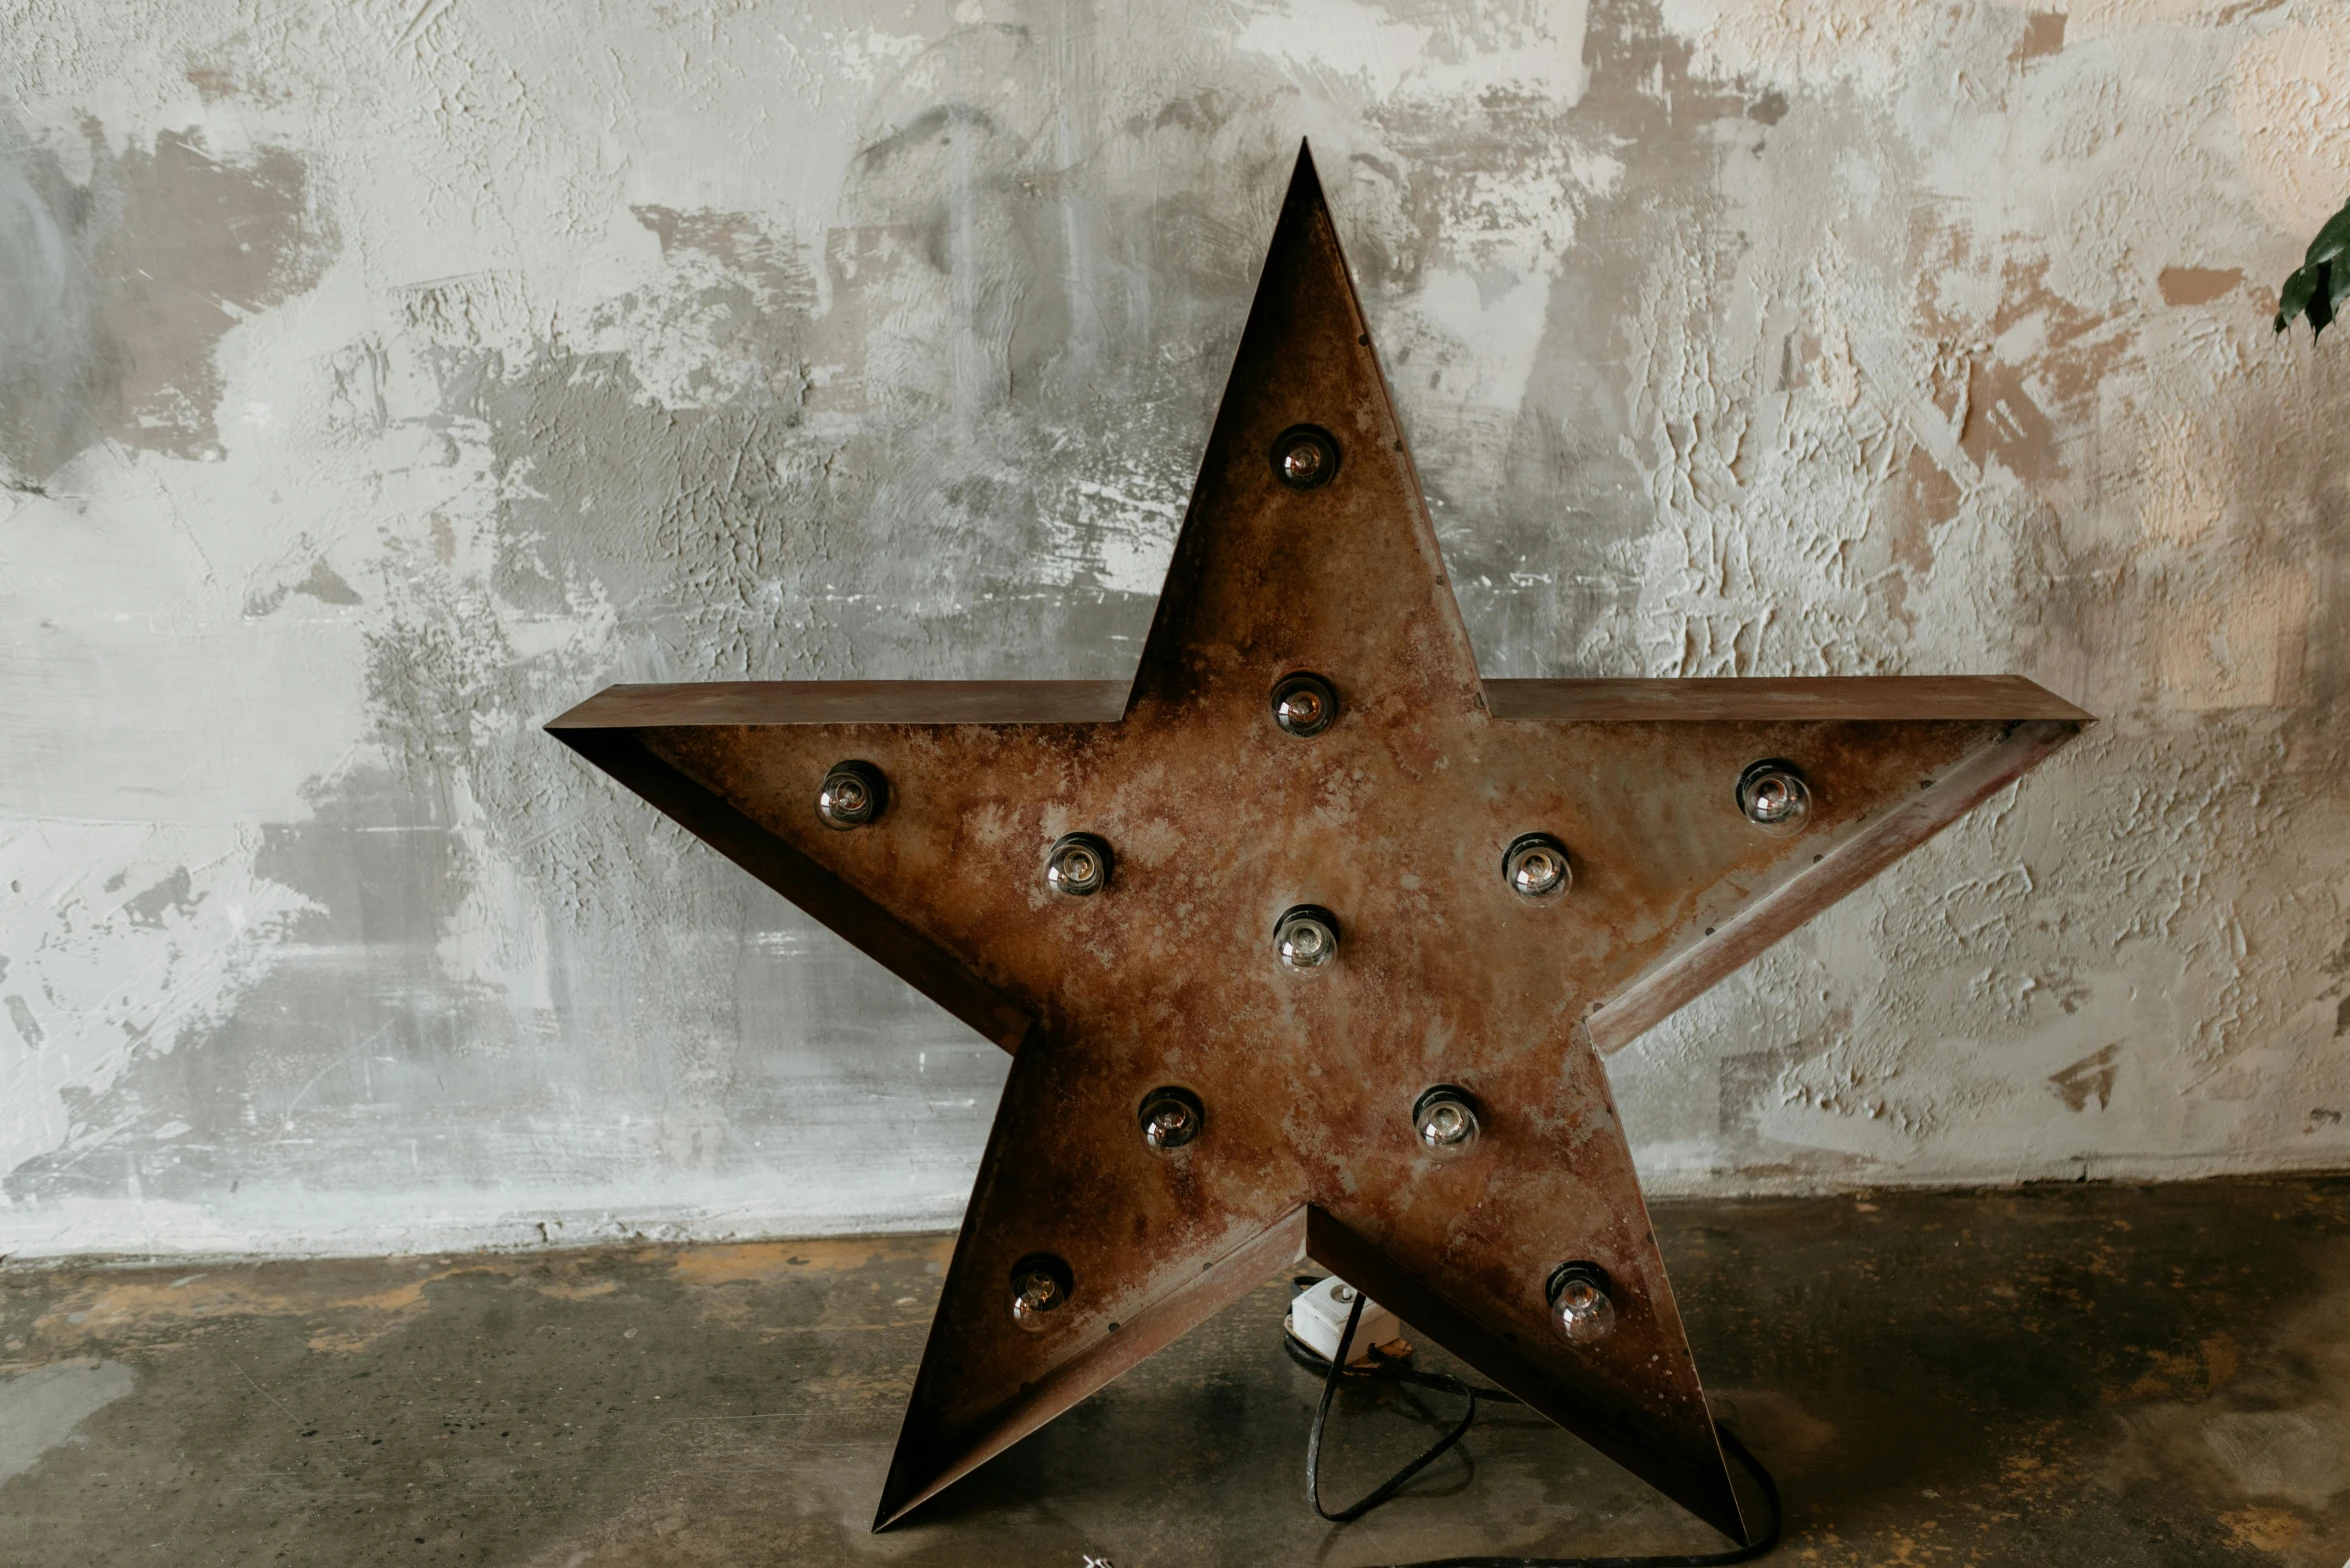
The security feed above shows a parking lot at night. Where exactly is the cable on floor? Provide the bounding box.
[1290,1284,1782,1567]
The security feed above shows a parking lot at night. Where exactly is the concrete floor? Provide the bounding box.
[2,1177,2346,1567]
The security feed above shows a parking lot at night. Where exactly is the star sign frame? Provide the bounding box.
[550,144,2089,1544]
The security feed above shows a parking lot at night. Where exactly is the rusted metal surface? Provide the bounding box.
[1585,718,2081,1057]
[562,679,1132,728]
[548,145,2088,1546]
[1483,675,2091,723]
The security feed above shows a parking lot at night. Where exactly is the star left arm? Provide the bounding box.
[547,679,1140,1051]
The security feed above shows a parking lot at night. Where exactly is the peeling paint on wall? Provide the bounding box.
[2,0,2347,1259]
[0,124,334,475]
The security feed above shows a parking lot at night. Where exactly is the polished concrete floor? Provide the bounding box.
[2,1176,2346,1566]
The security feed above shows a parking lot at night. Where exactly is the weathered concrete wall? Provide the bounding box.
[3,0,2347,1259]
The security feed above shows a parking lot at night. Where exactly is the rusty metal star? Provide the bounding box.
[550,145,2088,1544]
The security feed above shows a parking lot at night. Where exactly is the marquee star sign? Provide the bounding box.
[551,146,2088,1543]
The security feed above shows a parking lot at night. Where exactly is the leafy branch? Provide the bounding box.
[2276,196,2350,340]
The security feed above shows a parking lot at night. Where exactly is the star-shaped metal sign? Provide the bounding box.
[550,145,2088,1544]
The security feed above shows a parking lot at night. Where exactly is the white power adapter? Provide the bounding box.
[1285,1275,1405,1366]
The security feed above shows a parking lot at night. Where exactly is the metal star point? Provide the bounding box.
[551,143,2089,1544]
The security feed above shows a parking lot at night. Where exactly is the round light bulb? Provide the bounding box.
[1275,906,1339,974]
[1547,1262,1617,1344]
[1270,673,1338,738]
[1046,833,1112,897]
[1138,1087,1202,1151]
[1271,425,1338,490]
[816,761,886,830]
[1413,1086,1480,1158]
[1009,1255,1073,1332]
[1737,760,1811,834]
[1503,833,1572,900]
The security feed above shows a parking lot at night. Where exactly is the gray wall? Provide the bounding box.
[4,0,2348,1258]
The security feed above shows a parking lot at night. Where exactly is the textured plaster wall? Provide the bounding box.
[4,0,2349,1260]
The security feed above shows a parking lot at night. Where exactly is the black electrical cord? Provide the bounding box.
[1291,1287,1782,1567]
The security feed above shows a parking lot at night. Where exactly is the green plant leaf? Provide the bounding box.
[2278,262,2320,332]
[2308,200,2350,268]
[2278,196,2350,339]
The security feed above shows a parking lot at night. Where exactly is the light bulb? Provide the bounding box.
[1275,905,1339,974]
[1737,760,1811,834]
[816,761,886,830]
[1046,833,1112,896]
[1270,673,1338,738]
[1547,1262,1617,1344]
[1413,1086,1480,1157]
[1138,1087,1202,1151]
[1503,833,1571,899]
[1271,425,1338,490]
[1009,1254,1073,1332]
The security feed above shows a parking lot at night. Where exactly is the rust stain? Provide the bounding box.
[531,1279,621,1301]
[1913,232,2136,486]
[1959,358,2064,483]
[2013,12,2066,62]
[662,1237,950,1289]
[1900,445,1962,535]
[2,1239,970,1367]
[91,130,337,461]
[667,1238,953,1334]
[2122,1332,2243,1400]
[28,1270,455,1355]
[2218,1505,2309,1553]
[2050,1043,2120,1112]
[2158,266,2244,306]
[17,1246,750,1356]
